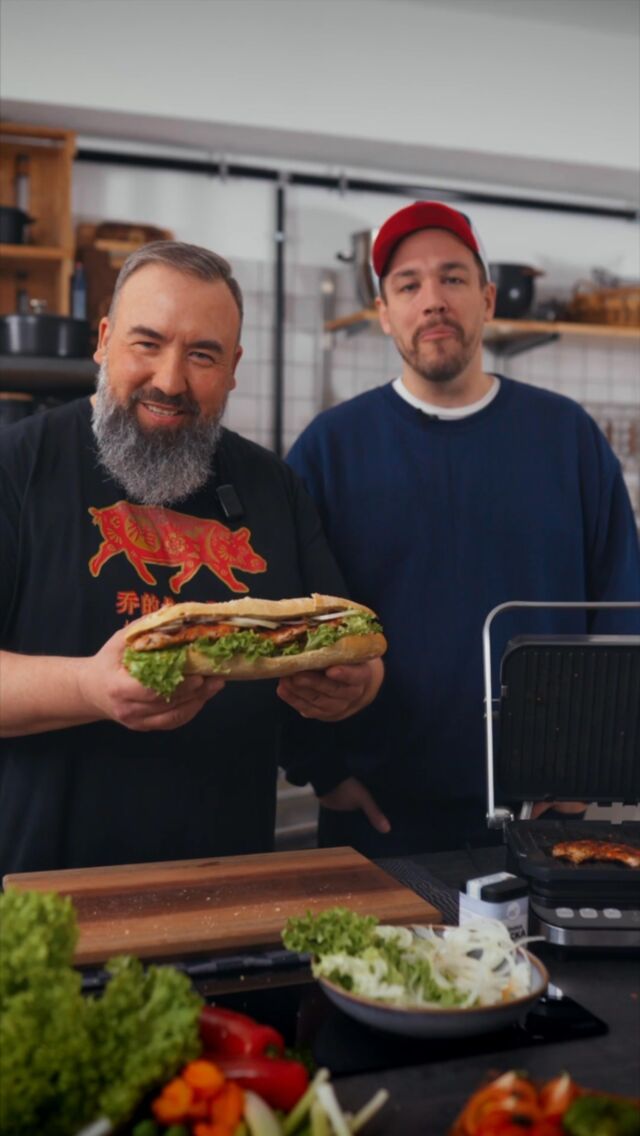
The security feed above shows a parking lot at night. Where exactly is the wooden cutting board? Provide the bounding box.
[4,846,440,965]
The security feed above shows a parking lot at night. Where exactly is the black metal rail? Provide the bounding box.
[76,149,638,219]
[273,181,286,457]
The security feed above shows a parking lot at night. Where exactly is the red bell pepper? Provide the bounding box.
[199,1005,285,1059]
[211,1054,309,1113]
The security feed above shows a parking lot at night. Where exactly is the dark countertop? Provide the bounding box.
[326,847,640,1134]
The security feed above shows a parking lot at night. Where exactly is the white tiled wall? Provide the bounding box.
[226,257,640,525]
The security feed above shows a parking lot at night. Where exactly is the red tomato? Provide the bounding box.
[530,1120,565,1136]
[475,1117,537,1136]
[539,1073,580,1118]
[460,1078,540,1135]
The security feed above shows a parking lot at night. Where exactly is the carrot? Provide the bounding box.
[187,1096,213,1120]
[151,1076,194,1124]
[210,1081,245,1128]
[183,1059,226,1098]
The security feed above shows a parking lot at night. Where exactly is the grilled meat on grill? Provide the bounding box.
[552,840,640,868]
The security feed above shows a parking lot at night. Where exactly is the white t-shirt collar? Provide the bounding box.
[392,375,500,419]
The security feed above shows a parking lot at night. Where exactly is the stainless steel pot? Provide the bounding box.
[337,229,379,308]
[0,314,91,358]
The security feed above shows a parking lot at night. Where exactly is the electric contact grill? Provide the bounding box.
[482,600,640,949]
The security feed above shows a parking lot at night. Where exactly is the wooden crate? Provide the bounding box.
[76,220,174,340]
[566,284,640,328]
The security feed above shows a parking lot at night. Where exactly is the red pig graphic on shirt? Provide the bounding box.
[88,501,267,594]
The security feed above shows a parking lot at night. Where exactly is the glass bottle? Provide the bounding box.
[14,154,30,213]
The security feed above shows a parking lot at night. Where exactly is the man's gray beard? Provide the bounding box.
[92,362,224,506]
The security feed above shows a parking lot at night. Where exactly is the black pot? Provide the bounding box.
[489,263,538,319]
[0,314,91,358]
[0,206,35,245]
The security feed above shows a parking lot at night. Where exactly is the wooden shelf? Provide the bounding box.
[486,318,640,341]
[0,122,74,142]
[0,244,65,262]
[0,121,76,317]
[325,309,640,342]
[325,308,380,332]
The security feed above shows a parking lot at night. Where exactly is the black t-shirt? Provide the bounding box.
[0,398,347,874]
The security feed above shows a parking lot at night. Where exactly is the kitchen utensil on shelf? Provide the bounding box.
[489,263,543,319]
[0,303,91,358]
[566,281,640,327]
[13,153,31,212]
[15,271,30,314]
[337,229,379,308]
[0,205,35,245]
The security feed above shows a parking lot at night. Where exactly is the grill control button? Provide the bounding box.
[579,908,598,919]
[556,907,574,918]
[603,908,622,919]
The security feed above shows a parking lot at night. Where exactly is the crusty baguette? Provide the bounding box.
[183,631,387,680]
[124,593,375,645]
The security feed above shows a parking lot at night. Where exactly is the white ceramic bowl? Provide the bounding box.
[318,925,549,1040]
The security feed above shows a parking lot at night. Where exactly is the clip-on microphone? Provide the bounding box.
[213,450,245,521]
[216,483,244,520]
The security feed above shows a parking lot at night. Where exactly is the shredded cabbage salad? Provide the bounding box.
[283,908,536,1010]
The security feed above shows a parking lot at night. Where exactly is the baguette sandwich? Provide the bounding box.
[123,593,387,697]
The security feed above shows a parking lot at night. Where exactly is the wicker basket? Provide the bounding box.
[566,283,640,327]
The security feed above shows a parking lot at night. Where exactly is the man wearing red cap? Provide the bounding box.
[287,201,640,857]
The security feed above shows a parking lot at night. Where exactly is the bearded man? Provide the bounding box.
[287,202,640,857]
[0,242,383,875]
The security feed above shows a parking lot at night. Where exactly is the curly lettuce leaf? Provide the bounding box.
[0,891,203,1135]
[0,891,100,1134]
[0,889,77,1004]
[89,955,202,1124]
[282,906,379,956]
[124,645,188,698]
[195,629,277,668]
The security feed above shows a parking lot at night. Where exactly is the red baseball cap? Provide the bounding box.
[372,201,491,282]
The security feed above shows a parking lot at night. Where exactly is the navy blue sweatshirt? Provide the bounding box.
[287,377,640,801]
